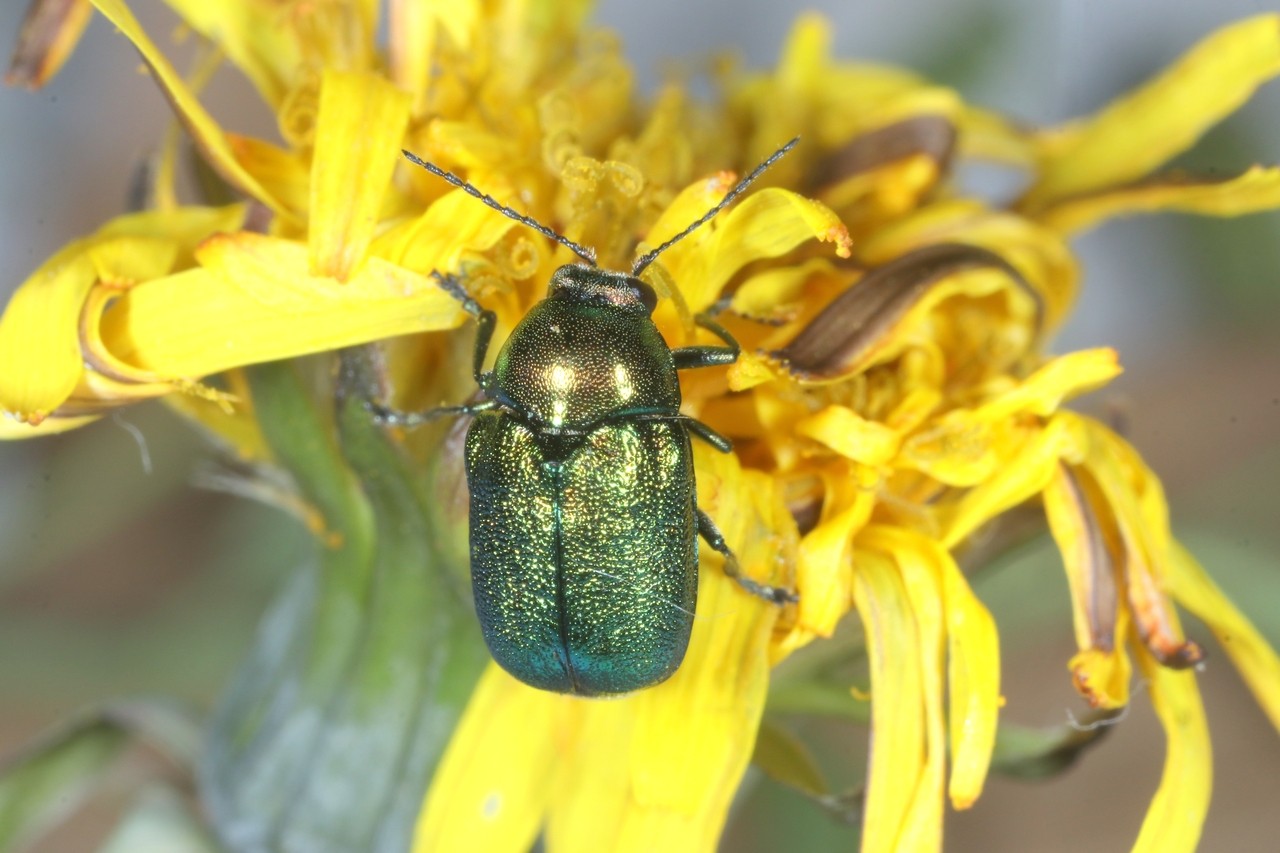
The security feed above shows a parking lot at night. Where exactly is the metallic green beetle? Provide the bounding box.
[375,140,798,696]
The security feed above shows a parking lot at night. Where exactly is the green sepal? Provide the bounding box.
[0,699,201,851]
[200,354,487,852]
[988,708,1121,779]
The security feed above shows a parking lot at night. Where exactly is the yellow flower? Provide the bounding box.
[3,2,1279,852]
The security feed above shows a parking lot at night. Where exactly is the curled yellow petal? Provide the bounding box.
[414,664,565,852]
[795,464,871,637]
[941,413,1087,549]
[98,233,464,376]
[1025,14,1280,209]
[796,405,900,467]
[310,70,412,280]
[1166,540,1280,732]
[0,242,97,422]
[87,0,292,220]
[1131,645,1211,853]
[660,187,851,312]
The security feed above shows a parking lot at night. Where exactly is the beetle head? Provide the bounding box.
[549,264,658,315]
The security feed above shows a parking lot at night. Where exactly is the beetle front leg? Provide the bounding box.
[431,271,498,390]
[695,508,798,604]
[671,312,740,370]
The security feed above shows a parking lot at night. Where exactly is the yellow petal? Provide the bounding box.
[310,70,412,280]
[974,348,1121,422]
[795,463,872,636]
[1131,645,1211,853]
[1166,540,1280,732]
[98,233,465,376]
[5,0,92,88]
[658,187,851,313]
[228,135,311,219]
[0,412,100,438]
[796,405,901,467]
[87,0,293,220]
[1024,14,1280,208]
[1038,165,1280,235]
[414,664,565,852]
[862,527,1000,810]
[851,548,928,853]
[157,0,303,107]
[940,412,1087,549]
[389,0,479,114]
[371,190,523,276]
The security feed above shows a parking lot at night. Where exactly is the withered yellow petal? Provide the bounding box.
[0,412,101,439]
[1025,15,1280,208]
[1043,463,1128,707]
[98,233,464,376]
[5,0,92,89]
[87,0,292,220]
[309,70,411,281]
[852,549,928,853]
[414,665,565,852]
[1131,646,1211,853]
[1068,645,1132,710]
[1167,540,1280,732]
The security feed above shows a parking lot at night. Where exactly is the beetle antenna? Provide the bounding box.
[402,149,598,266]
[631,137,799,277]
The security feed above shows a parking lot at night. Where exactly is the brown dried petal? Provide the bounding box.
[809,115,957,192]
[771,242,1042,381]
[5,0,91,89]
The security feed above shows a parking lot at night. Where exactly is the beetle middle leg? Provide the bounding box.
[696,508,798,604]
[364,270,498,426]
[671,309,740,370]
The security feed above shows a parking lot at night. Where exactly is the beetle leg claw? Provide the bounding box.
[696,508,798,604]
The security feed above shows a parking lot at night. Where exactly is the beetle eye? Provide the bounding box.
[633,279,658,315]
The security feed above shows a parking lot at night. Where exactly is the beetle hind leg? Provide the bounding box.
[695,508,798,604]
[365,397,496,427]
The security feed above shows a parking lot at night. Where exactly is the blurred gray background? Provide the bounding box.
[1,1,1278,850]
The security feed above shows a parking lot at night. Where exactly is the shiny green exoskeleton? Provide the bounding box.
[376,141,799,695]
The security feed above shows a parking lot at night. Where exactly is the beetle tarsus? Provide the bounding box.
[365,397,495,427]
[671,312,740,370]
[696,508,798,605]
